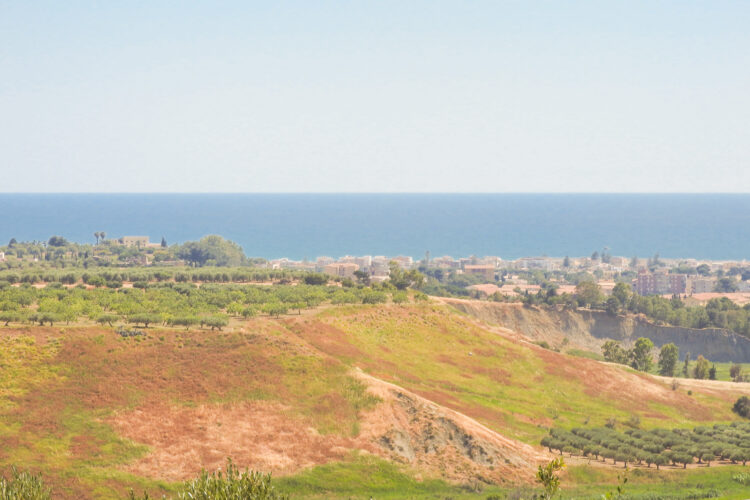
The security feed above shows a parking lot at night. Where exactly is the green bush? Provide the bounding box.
[733,396,750,419]
[175,459,286,500]
[0,466,51,500]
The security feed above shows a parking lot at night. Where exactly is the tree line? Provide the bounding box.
[0,235,265,270]
[542,422,750,469]
[601,337,747,382]
[0,278,426,329]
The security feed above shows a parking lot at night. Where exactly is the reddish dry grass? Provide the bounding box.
[1,323,371,494]
[110,401,365,481]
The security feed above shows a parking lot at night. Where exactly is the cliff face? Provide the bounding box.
[443,299,750,363]
[576,310,750,363]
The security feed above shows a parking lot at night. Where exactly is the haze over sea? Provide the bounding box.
[1,194,748,261]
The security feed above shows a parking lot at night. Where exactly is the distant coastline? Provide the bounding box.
[1,193,749,260]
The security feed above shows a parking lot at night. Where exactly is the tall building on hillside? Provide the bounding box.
[323,262,359,279]
[119,236,150,248]
[691,277,717,294]
[634,269,688,295]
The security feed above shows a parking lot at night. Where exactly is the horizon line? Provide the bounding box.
[2,192,750,196]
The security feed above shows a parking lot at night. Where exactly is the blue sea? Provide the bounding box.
[0,194,748,261]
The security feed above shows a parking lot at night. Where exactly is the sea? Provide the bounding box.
[0,194,748,261]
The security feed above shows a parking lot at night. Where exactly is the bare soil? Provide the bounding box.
[110,401,364,481]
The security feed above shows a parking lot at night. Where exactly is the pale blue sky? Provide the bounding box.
[1,1,749,192]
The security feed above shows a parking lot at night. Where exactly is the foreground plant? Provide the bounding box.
[536,457,565,499]
[128,459,288,500]
[0,466,51,500]
[177,459,287,500]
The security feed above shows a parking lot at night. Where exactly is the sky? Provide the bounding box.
[1,1,749,193]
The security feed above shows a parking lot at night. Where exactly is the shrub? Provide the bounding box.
[361,291,387,304]
[733,396,750,419]
[625,415,641,429]
[0,466,51,500]
[535,457,564,500]
[175,459,287,500]
[730,363,744,383]
[302,274,327,286]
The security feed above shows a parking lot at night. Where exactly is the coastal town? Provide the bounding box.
[269,252,750,302]
[2,235,750,305]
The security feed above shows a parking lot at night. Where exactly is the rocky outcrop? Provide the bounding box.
[354,369,549,484]
[443,299,750,363]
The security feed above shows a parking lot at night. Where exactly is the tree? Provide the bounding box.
[161,236,167,248]
[575,281,602,308]
[630,337,654,372]
[353,270,371,285]
[47,235,67,247]
[8,238,17,247]
[127,313,160,328]
[674,453,693,469]
[387,262,425,290]
[730,363,744,383]
[170,316,199,330]
[612,282,632,307]
[692,355,710,379]
[715,277,739,293]
[536,457,565,500]
[203,316,228,331]
[709,364,717,380]
[658,343,679,376]
[262,303,288,318]
[732,396,750,419]
[0,311,19,326]
[177,235,246,267]
[563,256,570,268]
[683,352,691,377]
[591,251,599,261]
[303,274,328,285]
[94,232,101,245]
[630,256,639,269]
[602,340,629,364]
[606,296,621,316]
[96,314,119,327]
[653,454,668,470]
[696,264,711,276]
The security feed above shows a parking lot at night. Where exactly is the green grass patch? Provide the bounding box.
[567,348,605,361]
[563,464,750,499]
[275,454,505,499]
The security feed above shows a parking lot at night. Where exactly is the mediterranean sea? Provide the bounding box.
[0,194,748,261]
